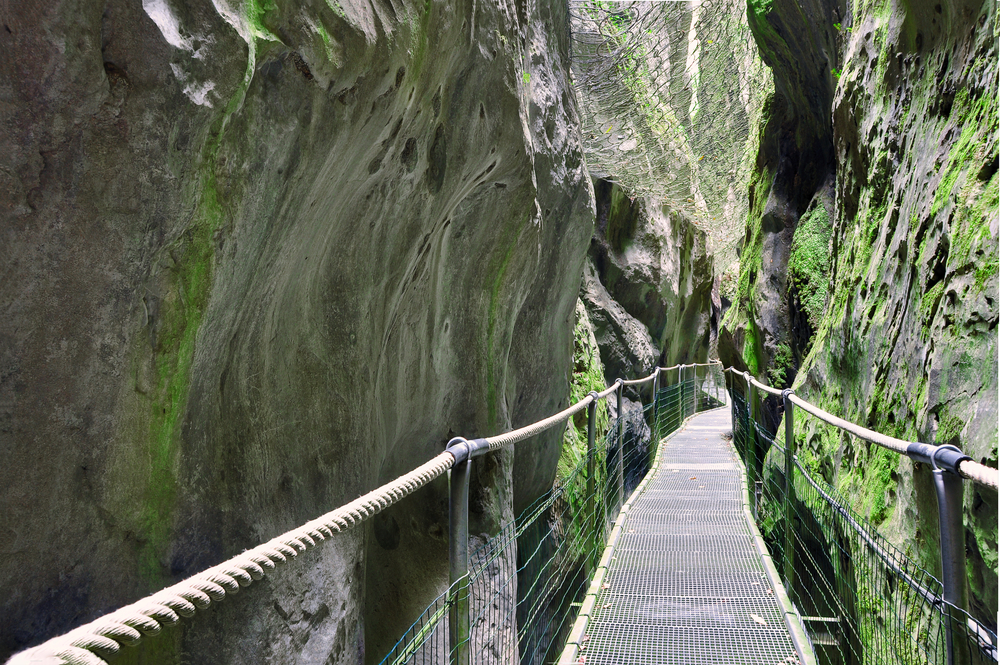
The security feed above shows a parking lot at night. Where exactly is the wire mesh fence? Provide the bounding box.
[731,386,999,665]
[378,364,726,665]
[569,0,771,269]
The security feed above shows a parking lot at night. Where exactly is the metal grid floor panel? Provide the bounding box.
[584,409,798,664]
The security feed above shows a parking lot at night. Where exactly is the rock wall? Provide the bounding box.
[0,0,595,662]
[722,0,998,626]
[582,179,715,390]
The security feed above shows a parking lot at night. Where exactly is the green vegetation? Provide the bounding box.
[559,305,610,483]
[767,342,792,388]
[742,307,762,376]
[136,0,283,585]
[556,305,610,563]
[787,201,832,336]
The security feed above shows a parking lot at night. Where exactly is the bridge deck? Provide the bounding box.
[582,408,801,664]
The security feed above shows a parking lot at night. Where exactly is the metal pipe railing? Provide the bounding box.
[725,366,997,665]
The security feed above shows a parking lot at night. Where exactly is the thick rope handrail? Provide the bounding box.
[787,393,998,488]
[620,360,724,387]
[8,451,456,665]
[483,384,618,451]
[724,367,999,489]
[12,363,722,664]
[621,369,657,386]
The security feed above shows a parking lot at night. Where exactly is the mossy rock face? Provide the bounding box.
[723,0,840,398]
[726,0,998,632]
[790,0,998,629]
[0,0,595,661]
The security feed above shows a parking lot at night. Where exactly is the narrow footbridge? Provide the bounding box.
[10,365,999,665]
[561,408,807,665]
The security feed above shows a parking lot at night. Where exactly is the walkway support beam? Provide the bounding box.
[782,389,795,602]
[933,458,971,665]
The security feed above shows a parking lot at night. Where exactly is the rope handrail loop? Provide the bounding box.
[620,367,658,386]
[787,393,911,455]
[483,395,595,451]
[745,372,783,396]
[595,383,620,399]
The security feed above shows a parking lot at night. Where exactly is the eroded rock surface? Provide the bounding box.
[0,0,594,661]
[583,179,714,390]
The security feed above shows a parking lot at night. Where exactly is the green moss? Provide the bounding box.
[932,89,995,217]
[920,280,944,320]
[743,307,762,376]
[485,239,518,429]
[606,185,641,252]
[136,2,279,583]
[556,306,610,563]
[246,0,277,38]
[746,0,788,67]
[558,308,610,483]
[746,0,773,16]
[935,412,965,446]
[787,201,831,333]
[767,342,793,387]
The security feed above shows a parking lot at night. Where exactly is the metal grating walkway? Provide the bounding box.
[582,409,801,665]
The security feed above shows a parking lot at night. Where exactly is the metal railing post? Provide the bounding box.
[617,380,624,507]
[782,389,796,601]
[586,391,598,561]
[695,364,701,413]
[652,369,660,441]
[729,370,736,437]
[678,364,685,421]
[746,373,759,518]
[448,443,471,665]
[682,364,688,417]
[933,455,971,665]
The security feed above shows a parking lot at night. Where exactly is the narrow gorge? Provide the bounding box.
[0,0,995,663]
